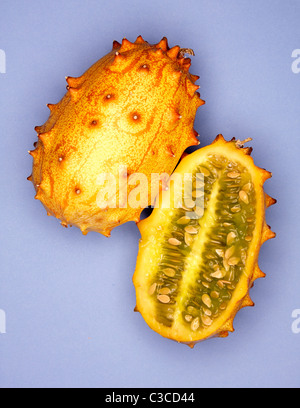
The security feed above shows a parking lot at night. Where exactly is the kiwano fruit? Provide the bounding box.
[133,135,276,347]
[28,36,204,237]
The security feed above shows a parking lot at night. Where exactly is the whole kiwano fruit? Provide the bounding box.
[28,36,205,236]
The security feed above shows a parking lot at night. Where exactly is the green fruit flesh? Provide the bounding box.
[147,153,257,331]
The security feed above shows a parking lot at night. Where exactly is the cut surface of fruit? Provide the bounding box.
[133,135,276,347]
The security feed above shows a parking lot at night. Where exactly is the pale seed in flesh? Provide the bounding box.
[211,269,226,279]
[227,171,240,179]
[203,273,213,283]
[187,306,197,314]
[203,308,212,316]
[202,294,212,308]
[148,283,157,295]
[159,287,171,295]
[157,294,170,304]
[228,257,240,266]
[225,246,235,259]
[239,190,249,204]
[216,249,225,258]
[217,280,225,289]
[201,315,213,326]
[223,258,230,272]
[199,166,211,177]
[184,232,194,247]
[191,317,200,331]
[243,182,252,193]
[163,268,176,277]
[227,232,236,246]
[202,281,210,289]
[185,314,193,322]
[168,238,181,246]
[231,206,241,213]
[185,226,198,235]
[211,291,220,299]
[177,216,191,225]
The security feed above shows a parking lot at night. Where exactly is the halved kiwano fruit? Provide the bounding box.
[133,135,276,347]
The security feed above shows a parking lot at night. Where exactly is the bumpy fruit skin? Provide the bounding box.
[28,36,204,236]
[133,135,276,347]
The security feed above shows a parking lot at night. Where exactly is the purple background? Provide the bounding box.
[0,0,299,388]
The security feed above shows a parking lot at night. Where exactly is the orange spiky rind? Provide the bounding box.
[133,135,276,347]
[29,37,204,237]
[156,37,169,51]
[112,40,121,50]
[119,37,135,52]
[135,35,146,44]
[167,45,181,60]
[265,194,277,208]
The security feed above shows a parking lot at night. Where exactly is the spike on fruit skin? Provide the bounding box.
[120,37,135,52]
[112,40,121,50]
[167,45,181,60]
[133,135,276,346]
[186,78,200,98]
[29,37,204,236]
[67,86,81,101]
[135,35,146,44]
[240,293,255,309]
[265,194,277,208]
[65,76,83,89]
[156,37,169,51]
[190,74,200,83]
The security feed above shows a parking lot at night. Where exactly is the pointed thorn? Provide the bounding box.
[265,194,277,208]
[66,76,81,88]
[190,74,200,83]
[261,169,272,183]
[167,45,180,60]
[156,37,168,51]
[47,103,55,111]
[135,35,146,44]
[35,125,43,133]
[196,97,205,107]
[186,78,200,97]
[112,40,121,50]
[240,293,255,309]
[120,38,134,52]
